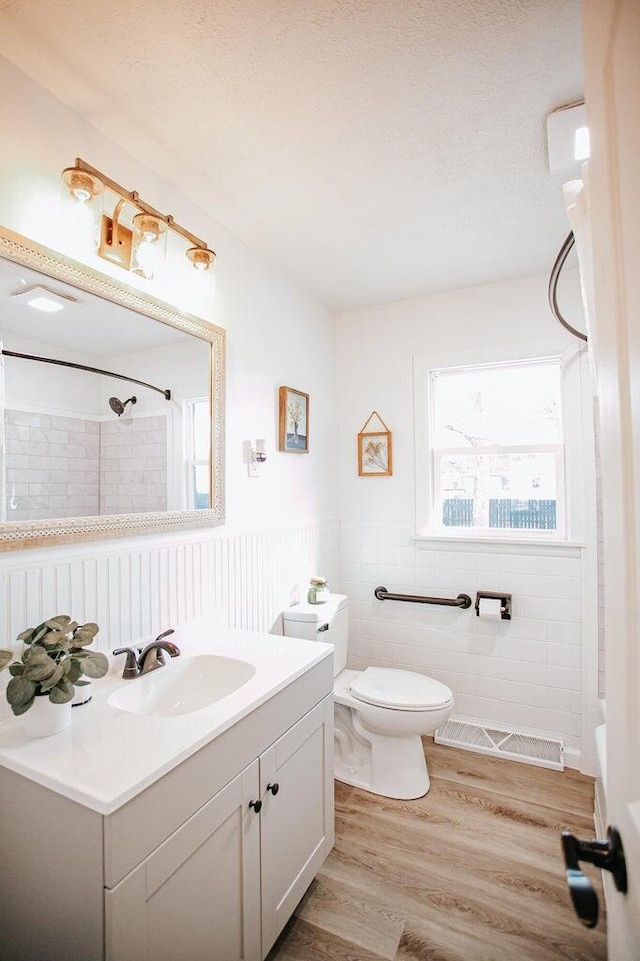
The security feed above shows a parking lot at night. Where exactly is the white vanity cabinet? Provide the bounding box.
[0,655,334,961]
[259,698,334,954]
[105,761,262,961]
[105,697,334,961]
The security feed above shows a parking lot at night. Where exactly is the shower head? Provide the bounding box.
[109,395,137,417]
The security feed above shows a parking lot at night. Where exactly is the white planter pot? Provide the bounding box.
[72,682,92,707]
[23,695,72,738]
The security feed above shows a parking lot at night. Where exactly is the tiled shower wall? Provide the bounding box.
[3,410,167,519]
[341,523,584,762]
[99,416,167,515]
[4,410,99,520]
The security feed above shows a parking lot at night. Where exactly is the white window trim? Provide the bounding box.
[184,396,210,510]
[413,340,589,544]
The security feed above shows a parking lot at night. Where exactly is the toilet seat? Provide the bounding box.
[349,667,453,712]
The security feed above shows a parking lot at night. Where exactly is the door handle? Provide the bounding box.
[561,825,627,928]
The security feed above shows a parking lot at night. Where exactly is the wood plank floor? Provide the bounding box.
[267,740,607,961]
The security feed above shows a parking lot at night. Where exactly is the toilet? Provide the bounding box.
[281,593,453,799]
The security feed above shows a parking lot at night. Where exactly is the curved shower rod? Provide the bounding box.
[1,349,171,400]
[548,231,588,343]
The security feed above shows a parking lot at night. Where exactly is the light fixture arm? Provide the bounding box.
[110,197,128,249]
[72,158,211,253]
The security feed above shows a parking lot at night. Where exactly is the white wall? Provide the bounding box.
[0,57,339,643]
[336,273,599,770]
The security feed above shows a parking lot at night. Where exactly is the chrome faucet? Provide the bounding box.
[114,629,180,679]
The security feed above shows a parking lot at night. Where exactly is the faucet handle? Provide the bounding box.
[113,646,141,679]
[152,629,175,666]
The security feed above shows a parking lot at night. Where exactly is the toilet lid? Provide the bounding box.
[349,667,453,711]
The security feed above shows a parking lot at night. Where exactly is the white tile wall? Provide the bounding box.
[0,519,339,653]
[4,410,99,519]
[99,415,168,514]
[340,523,584,758]
[3,411,169,520]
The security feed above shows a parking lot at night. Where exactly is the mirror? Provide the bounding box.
[0,226,225,550]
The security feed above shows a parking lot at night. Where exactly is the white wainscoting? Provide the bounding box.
[0,519,339,653]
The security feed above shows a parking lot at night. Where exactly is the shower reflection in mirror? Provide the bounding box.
[0,254,213,523]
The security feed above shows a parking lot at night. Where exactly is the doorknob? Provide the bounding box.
[561,826,627,928]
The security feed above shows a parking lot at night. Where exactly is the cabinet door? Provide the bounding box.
[105,760,261,961]
[260,695,334,955]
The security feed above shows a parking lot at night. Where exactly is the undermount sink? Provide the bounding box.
[108,654,256,717]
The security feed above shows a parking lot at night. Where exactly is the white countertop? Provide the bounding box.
[0,620,333,815]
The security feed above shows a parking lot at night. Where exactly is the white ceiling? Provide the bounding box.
[0,1,583,310]
[0,258,190,356]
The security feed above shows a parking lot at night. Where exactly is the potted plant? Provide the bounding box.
[0,615,109,737]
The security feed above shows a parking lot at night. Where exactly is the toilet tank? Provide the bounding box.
[281,593,348,676]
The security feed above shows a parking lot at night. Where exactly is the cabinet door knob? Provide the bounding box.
[266,782,280,795]
[249,799,262,813]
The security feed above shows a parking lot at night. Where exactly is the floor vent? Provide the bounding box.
[435,718,564,771]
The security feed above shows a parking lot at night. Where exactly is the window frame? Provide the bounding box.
[414,342,583,542]
[183,396,211,511]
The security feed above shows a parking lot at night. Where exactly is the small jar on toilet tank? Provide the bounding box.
[308,577,329,603]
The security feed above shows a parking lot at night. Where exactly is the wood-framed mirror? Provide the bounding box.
[0,226,225,551]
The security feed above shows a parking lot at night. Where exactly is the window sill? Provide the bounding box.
[412,534,585,557]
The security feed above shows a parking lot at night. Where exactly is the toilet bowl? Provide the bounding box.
[281,593,453,799]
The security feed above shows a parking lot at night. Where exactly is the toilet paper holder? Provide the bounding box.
[475,591,512,620]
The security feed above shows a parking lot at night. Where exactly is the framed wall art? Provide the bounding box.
[357,411,393,476]
[278,386,309,453]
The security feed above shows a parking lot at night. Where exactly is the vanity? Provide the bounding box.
[0,626,335,961]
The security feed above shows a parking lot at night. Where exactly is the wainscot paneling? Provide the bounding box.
[0,520,339,653]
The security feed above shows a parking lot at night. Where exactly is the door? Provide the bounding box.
[259,695,335,956]
[583,1,640,957]
[105,761,261,961]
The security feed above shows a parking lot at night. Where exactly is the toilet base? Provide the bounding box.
[334,702,431,799]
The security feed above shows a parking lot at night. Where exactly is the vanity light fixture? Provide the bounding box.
[61,158,216,280]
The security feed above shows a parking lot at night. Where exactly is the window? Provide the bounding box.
[420,356,565,537]
[184,397,211,509]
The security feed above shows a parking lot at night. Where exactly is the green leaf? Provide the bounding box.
[71,631,97,648]
[45,616,72,630]
[11,696,35,716]
[38,663,65,693]
[6,675,37,707]
[0,649,13,670]
[79,652,109,679]
[24,646,54,667]
[23,659,57,682]
[40,630,70,649]
[31,625,49,644]
[49,679,74,704]
[64,660,83,685]
[8,663,24,676]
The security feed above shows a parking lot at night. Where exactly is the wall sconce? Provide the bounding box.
[248,439,267,477]
[61,158,216,280]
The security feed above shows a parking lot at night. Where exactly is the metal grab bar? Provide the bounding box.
[374,586,472,609]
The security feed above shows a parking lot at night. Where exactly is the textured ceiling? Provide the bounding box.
[0,1,583,310]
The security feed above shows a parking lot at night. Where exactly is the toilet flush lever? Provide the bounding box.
[317,623,329,633]
[561,826,627,928]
